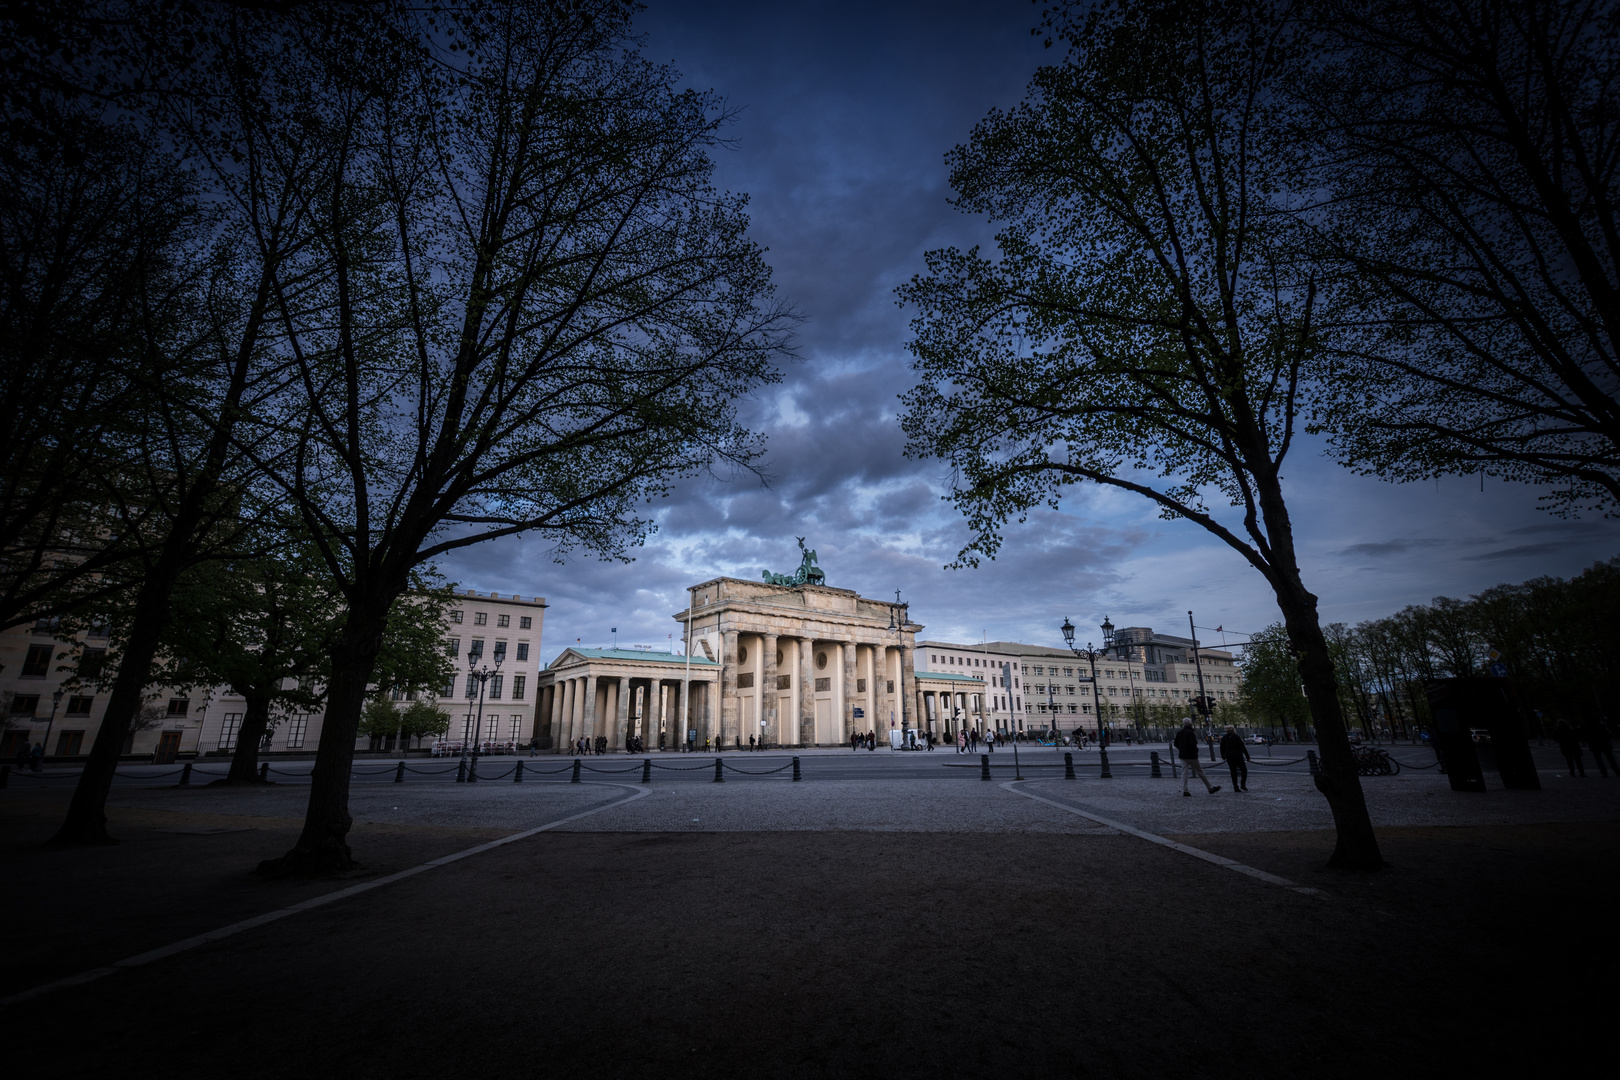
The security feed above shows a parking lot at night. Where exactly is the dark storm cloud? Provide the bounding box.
[437,1,1620,663]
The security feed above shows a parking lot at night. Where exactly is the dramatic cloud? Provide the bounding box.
[438,0,1620,663]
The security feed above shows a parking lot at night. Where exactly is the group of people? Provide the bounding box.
[1174,720,1253,795]
[1552,720,1618,777]
[849,730,880,751]
[569,735,610,756]
[11,741,45,773]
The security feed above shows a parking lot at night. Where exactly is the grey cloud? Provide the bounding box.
[1336,538,1449,557]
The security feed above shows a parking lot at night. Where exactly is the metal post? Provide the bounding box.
[713,756,724,783]
[980,753,991,781]
[258,762,269,782]
[792,755,801,781]
[514,760,525,783]
[570,758,581,783]
[641,758,651,784]
[41,691,62,760]
[180,762,193,786]
[1064,752,1075,780]
[1099,746,1112,778]
[1307,749,1321,777]
[395,760,406,783]
[1150,751,1162,778]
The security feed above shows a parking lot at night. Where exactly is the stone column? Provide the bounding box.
[901,639,917,736]
[842,640,858,739]
[720,629,739,748]
[654,681,666,748]
[614,676,631,750]
[586,676,605,751]
[761,632,778,748]
[559,679,574,746]
[800,638,816,746]
[548,683,564,749]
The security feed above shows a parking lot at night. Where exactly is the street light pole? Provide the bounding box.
[457,650,502,782]
[1061,618,1106,748]
[1188,610,1214,759]
[41,689,63,757]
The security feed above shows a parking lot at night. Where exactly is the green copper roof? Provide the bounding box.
[553,648,718,667]
[918,671,987,682]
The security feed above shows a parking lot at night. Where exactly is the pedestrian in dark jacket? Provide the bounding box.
[1219,725,1251,791]
[1554,721,1585,777]
[1580,719,1617,777]
[1174,720,1220,795]
[29,742,44,772]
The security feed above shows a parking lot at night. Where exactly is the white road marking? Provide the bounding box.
[1,782,650,1006]
[1003,780,1327,899]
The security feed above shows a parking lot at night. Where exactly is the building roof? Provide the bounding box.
[916,671,987,684]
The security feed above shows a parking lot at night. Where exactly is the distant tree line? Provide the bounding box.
[1237,558,1620,739]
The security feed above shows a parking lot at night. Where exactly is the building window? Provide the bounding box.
[32,615,60,635]
[510,716,522,740]
[516,643,529,662]
[21,644,53,678]
[488,675,503,700]
[80,648,107,679]
[473,612,488,626]
[10,695,40,716]
[519,616,532,630]
[56,730,85,755]
[856,679,866,693]
[497,614,510,627]
[466,676,479,699]
[65,696,93,715]
[886,680,895,694]
[285,716,309,749]
[446,637,460,657]
[167,698,190,717]
[450,610,464,623]
[219,713,242,750]
[493,641,507,661]
[462,717,475,741]
[511,675,526,700]
[440,679,455,698]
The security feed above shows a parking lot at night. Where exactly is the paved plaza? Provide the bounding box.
[2,751,1614,1078]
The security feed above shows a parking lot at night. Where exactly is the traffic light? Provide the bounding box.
[1193,695,1213,716]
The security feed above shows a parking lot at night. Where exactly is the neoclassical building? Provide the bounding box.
[535,565,942,750]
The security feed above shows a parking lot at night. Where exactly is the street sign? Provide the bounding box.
[852,707,864,718]
[1489,661,1508,677]
[1487,646,1502,661]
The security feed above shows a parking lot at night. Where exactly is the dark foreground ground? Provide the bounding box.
[2,787,1613,1079]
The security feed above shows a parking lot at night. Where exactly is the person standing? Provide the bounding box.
[1580,718,1617,777]
[1219,725,1251,792]
[29,742,44,773]
[957,729,966,754]
[1175,719,1220,796]
[1554,721,1586,777]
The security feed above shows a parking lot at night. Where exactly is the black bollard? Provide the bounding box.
[570,759,581,783]
[713,757,725,782]
[1064,752,1075,780]
[980,753,991,781]
[514,760,525,783]
[792,756,801,782]
[456,758,468,783]
[1099,747,1113,779]
[1150,751,1162,778]
[468,754,479,782]
[394,761,406,784]
[180,762,193,786]
[258,762,269,782]
[1307,750,1320,777]
[641,758,651,784]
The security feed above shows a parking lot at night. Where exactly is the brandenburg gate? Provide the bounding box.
[534,543,930,750]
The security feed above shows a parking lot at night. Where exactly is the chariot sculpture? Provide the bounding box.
[763,537,825,587]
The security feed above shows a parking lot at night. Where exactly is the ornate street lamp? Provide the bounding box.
[41,689,63,758]
[1061,618,1109,746]
[457,648,502,782]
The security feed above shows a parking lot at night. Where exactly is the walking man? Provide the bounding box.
[1175,719,1220,796]
[1219,725,1250,792]
[1554,721,1586,777]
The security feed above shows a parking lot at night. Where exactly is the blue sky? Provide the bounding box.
[441,0,1620,663]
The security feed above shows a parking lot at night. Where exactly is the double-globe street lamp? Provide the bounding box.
[1061,616,1116,747]
[458,648,502,782]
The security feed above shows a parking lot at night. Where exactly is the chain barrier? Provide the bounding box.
[1249,757,1307,767]
[111,767,188,779]
[578,762,642,774]
[650,760,715,771]
[720,760,794,775]
[525,763,576,774]
[476,765,518,780]
[402,765,459,775]
[1387,756,1441,770]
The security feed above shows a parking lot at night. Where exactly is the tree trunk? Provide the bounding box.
[49,559,183,845]
[223,691,274,783]
[258,599,389,876]
[1273,583,1383,869]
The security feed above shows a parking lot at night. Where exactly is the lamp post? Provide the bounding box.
[458,649,502,782]
[41,689,63,757]
[1062,617,1119,747]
